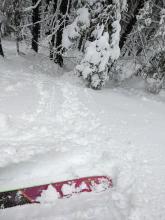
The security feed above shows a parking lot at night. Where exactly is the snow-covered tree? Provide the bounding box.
[143,8,165,94]
[120,0,144,50]
[121,0,163,59]
[0,0,29,54]
[62,6,90,51]
[76,20,121,89]
[48,0,71,66]
[63,0,123,89]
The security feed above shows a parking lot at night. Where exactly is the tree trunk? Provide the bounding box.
[0,38,4,57]
[50,0,71,67]
[13,0,21,54]
[0,24,4,57]
[49,0,58,61]
[32,0,41,53]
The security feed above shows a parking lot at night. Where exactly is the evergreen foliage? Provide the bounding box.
[0,0,164,92]
[63,0,122,89]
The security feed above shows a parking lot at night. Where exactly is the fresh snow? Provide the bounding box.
[0,40,165,219]
[62,7,90,50]
[37,185,59,204]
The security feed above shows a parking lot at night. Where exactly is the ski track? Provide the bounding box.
[0,41,165,219]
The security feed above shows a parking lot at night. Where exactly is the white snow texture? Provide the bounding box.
[0,41,165,220]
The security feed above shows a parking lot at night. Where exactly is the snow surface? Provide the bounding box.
[0,40,165,219]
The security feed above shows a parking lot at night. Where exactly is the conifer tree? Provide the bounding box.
[32,0,41,52]
[120,0,145,49]
[142,7,165,94]
[63,0,123,89]
[0,33,4,57]
[13,0,22,54]
[49,0,71,66]
[0,12,5,57]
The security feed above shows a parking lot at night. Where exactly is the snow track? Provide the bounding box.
[0,41,165,219]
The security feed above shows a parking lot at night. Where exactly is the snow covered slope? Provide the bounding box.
[0,41,165,219]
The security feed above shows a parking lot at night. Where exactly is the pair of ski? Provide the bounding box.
[0,176,112,209]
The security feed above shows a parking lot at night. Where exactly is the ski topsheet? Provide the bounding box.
[0,176,112,209]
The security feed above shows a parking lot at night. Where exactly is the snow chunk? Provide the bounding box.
[92,178,111,193]
[120,0,128,12]
[37,185,59,204]
[109,20,121,61]
[62,7,90,49]
[77,7,90,28]
[61,183,77,195]
[62,182,90,196]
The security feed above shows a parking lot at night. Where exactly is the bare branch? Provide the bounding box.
[23,0,42,12]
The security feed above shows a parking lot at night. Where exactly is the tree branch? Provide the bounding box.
[23,0,42,12]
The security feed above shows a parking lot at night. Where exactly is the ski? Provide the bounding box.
[0,176,112,209]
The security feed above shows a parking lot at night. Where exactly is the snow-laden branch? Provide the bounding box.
[23,0,42,12]
[0,12,6,23]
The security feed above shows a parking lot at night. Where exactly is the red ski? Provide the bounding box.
[0,176,112,209]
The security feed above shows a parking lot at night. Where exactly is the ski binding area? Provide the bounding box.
[0,176,112,209]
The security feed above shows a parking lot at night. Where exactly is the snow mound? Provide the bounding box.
[37,185,59,204]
